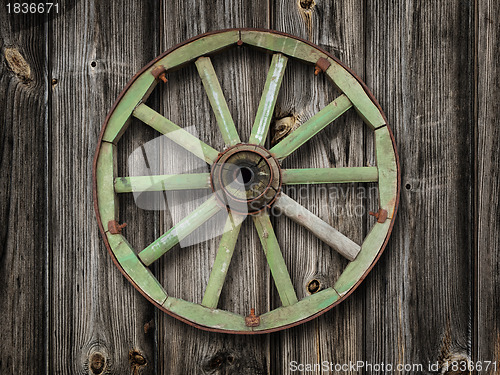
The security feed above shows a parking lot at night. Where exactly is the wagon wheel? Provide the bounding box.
[93,29,400,333]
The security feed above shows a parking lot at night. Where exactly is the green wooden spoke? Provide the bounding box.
[249,53,288,145]
[273,193,361,261]
[202,212,245,308]
[138,195,222,266]
[195,56,241,146]
[269,94,352,160]
[253,212,298,307]
[133,103,219,164]
[282,167,379,185]
[114,173,210,193]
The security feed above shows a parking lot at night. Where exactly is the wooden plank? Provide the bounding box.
[157,4,271,374]
[364,0,474,369]
[49,1,158,373]
[476,0,500,366]
[0,12,47,374]
[271,1,367,372]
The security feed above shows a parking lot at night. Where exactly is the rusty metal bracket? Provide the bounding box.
[245,308,260,327]
[314,57,331,75]
[151,65,167,83]
[369,208,388,223]
[108,220,127,234]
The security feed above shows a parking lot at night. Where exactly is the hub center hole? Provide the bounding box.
[240,166,253,184]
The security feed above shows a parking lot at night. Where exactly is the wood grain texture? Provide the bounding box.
[476,0,500,368]
[49,1,158,373]
[2,1,500,374]
[0,10,47,375]
[271,1,367,373]
[157,1,271,374]
[365,0,474,370]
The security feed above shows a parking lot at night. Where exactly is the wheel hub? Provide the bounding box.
[210,144,282,214]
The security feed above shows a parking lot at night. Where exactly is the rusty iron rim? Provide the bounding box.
[93,28,400,334]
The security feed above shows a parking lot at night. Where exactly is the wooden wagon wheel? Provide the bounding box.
[93,29,400,334]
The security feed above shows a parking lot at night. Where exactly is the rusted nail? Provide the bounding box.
[245,308,260,327]
[151,65,167,82]
[314,57,331,75]
[369,208,388,223]
[108,220,127,234]
[237,40,243,46]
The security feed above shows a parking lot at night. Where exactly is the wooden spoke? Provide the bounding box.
[138,195,222,266]
[273,193,361,261]
[253,212,298,306]
[195,57,241,146]
[249,53,288,145]
[201,212,246,308]
[269,94,352,160]
[282,167,379,185]
[114,173,210,193]
[133,103,219,164]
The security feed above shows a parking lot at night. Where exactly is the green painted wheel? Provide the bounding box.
[93,29,400,333]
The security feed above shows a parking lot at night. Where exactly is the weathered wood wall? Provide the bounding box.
[1,1,498,374]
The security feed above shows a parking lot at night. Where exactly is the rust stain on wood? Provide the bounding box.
[4,47,32,82]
